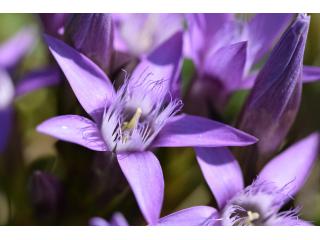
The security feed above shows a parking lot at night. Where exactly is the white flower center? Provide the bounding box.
[100,77,182,153]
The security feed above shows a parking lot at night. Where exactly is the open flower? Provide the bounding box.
[157,133,319,226]
[36,31,257,224]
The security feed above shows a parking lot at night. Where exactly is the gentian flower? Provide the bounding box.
[90,213,128,226]
[157,133,319,226]
[0,27,60,152]
[36,31,257,224]
[184,13,320,114]
[236,14,310,178]
[113,14,184,57]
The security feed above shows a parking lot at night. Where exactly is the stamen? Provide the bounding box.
[122,107,142,131]
[246,211,260,225]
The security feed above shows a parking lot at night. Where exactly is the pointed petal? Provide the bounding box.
[195,147,244,209]
[302,65,320,83]
[117,151,164,225]
[0,27,36,69]
[0,106,13,152]
[44,35,115,120]
[110,212,129,226]
[185,14,234,68]
[15,67,61,97]
[157,206,219,226]
[246,13,293,64]
[205,41,247,91]
[36,115,108,151]
[128,31,183,100]
[152,114,258,148]
[258,133,320,200]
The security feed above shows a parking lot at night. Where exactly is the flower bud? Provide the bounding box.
[29,171,63,220]
[236,14,310,180]
[65,14,114,71]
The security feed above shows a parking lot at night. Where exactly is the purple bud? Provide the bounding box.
[65,14,114,71]
[236,14,310,178]
[29,171,63,220]
[39,14,69,37]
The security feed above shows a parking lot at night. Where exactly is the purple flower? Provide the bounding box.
[236,14,310,177]
[185,13,320,114]
[36,32,257,224]
[113,14,184,57]
[158,133,319,226]
[90,213,128,226]
[65,14,114,71]
[0,28,61,152]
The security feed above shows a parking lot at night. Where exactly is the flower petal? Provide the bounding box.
[36,115,108,151]
[195,147,244,209]
[258,133,320,200]
[246,13,293,65]
[204,41,247,92]
[302,65,320,83]
[0,27,36,69]
[15,67,61,97]
[110,212,129,226]
[44,35,115,120]
[157,206,219,226]
[0,70,15,110]
[89,217,110,226]
[129,31,183,99]
[152,114,258,148]
[117,151,164,225]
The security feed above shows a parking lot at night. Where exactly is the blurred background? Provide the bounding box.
[0,13,319,226]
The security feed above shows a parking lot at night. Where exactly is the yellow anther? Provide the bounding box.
[123,107,142,131]
[247,211,260,222]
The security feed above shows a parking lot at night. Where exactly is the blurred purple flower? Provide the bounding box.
[37,32,257,224]
[158,133,319,226]
[90,212,128,226]
[236,14,310,177]
[185,13,320,114]
[113,14,184,57]
[0,28,61,152]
